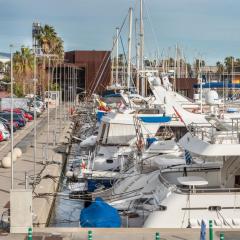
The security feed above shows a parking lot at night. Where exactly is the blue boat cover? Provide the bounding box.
[139,116,171,123]
[146,137,157,147]
[80,197,121,227]
[193,82,240,89]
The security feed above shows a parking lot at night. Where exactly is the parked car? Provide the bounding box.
[3,108,33,121]
[17,108,33,121]
[0,117,18,132]
[0,131,4,142]
[0,112,26,127]
[28,97,46,113]
[19,108,35,119]
[0,122,10,140]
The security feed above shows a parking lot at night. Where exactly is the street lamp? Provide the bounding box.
[10,44,14,189]
[33,53,37,182]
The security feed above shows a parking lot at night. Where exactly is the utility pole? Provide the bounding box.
[47,57,50,161]
[127,8,133,90]
[54,63,58,147]
[59,62,62,133]
[33,53,37,181]
[67,65,70,120]
[10,44,14,189]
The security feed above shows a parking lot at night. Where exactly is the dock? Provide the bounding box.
[0,108,72,229]
[0,228,240,239]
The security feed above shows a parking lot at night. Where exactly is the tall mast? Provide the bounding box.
[116,27,119,86]
[139,0,145,96]
[174,44,177,92]
[135,18,140,93]
[111,36,115,86]
[127,8,133,90]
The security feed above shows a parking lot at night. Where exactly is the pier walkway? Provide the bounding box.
[0,227,240,239]
[0,107,72,230]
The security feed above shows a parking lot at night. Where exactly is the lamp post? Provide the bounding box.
[33,53,37,182]
[54,61,60,146]
[10,44,14,189]
[59,62,62,134]
[47,56,50,161]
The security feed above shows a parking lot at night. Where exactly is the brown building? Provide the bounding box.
[176,78,198,99]
[64,50,111,96]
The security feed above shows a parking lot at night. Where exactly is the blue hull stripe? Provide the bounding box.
[139,116,171,123]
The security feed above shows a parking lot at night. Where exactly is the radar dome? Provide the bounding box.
[205,90,219,105]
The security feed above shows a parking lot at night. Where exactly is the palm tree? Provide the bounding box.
[224,56,234,73]
[37,24,64,58]
[216,61,224,74]
[36,24,64,93]
[13,47,34,95]
[0,61,4,73]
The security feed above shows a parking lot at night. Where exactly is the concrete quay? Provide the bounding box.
[0,227,240,240]
[0,108,73,230]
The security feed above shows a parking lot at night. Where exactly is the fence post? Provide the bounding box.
[155,232,160,240]
[88,230,93,240]
[209,220,213,240]
[28,227,32,240]
[220,232,224,240]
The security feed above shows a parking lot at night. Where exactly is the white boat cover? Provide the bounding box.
[179,132,240,156]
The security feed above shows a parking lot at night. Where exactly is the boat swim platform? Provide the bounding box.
[2,228,240,240]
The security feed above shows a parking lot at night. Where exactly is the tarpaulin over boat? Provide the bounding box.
[80,197,121,227]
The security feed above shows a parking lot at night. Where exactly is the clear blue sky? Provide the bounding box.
[0,0,239,65]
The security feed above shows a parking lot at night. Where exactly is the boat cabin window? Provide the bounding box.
[235,175,240,187]
[106,159,113,164]
[97,153,104,157]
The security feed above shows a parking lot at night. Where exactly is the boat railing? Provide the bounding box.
[158,173,240,194]
[188,120,240,143]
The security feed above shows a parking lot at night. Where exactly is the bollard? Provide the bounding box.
[88,230,93,240]
[28,227,32,240]
[209,220,213,240]
[155,232,160,240]
[220,232,224,240]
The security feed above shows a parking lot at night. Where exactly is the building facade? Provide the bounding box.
[64,50,111,96]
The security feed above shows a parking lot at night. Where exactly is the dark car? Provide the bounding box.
[3,108,33,121]
[0,112,26,127]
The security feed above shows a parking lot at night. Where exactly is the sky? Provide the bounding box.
[0,0,240,65]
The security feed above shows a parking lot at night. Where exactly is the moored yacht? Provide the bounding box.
[144,122,240,228]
